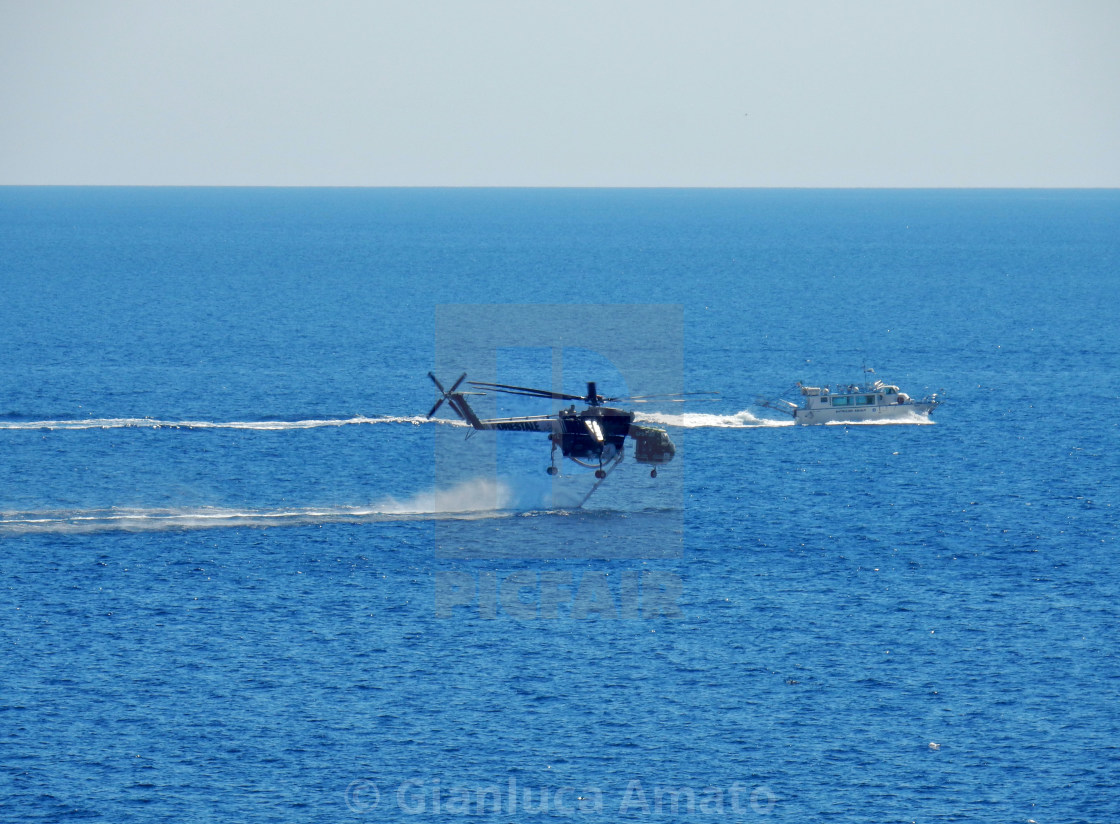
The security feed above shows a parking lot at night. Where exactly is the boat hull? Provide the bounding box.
[792,401,936,425]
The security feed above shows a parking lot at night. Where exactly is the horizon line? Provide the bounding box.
[2,184,1118,191]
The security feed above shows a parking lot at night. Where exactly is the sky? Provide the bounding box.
[1,0,1117,187]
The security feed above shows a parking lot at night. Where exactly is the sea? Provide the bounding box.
[1,187,1117,822]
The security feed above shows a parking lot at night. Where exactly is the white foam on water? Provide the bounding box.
[635,409,792,428]
[0,415,468,431]
[0,478,515,535]
[635,407,936,428]
[821,411,937,426]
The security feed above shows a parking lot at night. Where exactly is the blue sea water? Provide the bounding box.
[1,187,1118,822]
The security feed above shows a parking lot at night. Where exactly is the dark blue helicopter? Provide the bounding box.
[427,373,713,479]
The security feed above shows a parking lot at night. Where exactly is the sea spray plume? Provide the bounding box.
[376,477,514,515]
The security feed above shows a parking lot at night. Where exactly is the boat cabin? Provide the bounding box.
[799,383,909,409]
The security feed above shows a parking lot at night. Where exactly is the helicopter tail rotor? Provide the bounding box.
[427,372,484,428]
[427,372,466,418]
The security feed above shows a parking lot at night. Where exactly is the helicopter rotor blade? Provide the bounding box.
[603,391,721,403]
[426,373,446,418]
[476,388,575,400]
[466,381,719,405]
[467,381,586,402]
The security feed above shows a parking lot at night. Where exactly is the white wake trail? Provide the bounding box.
[634,409,935,428]
[634,409,792,428]
[0,478,515,535]
[0,415,467,431]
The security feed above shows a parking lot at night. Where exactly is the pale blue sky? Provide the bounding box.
[1,0,1117,186]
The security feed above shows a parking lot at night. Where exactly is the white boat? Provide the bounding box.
[761,374,939,425]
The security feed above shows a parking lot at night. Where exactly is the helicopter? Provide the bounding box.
[427,372,710,480]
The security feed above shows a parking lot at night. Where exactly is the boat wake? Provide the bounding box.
[635,409,935,428]
[634,409,791,428]
[0,478,515,535]
[0,415,468,431]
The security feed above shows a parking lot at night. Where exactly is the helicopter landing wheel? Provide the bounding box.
[595,469,606,479]
[546,466,558,476]
[650,468,657,478]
